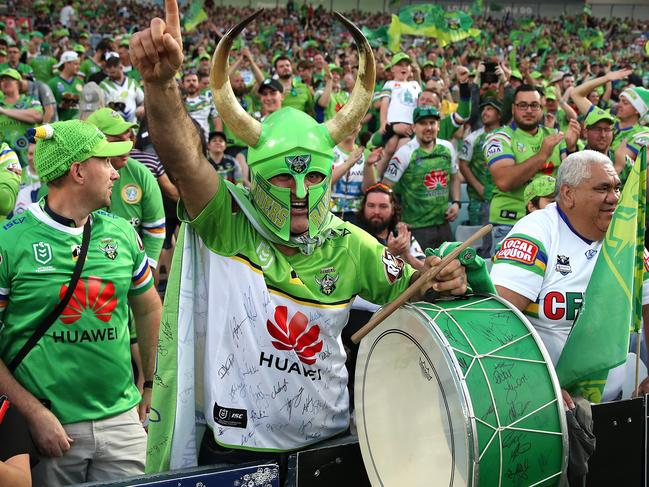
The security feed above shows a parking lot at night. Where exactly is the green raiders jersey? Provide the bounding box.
[47,75,84,121]
[281,78,314,115]
[0,94,43,168]
[169,179,414,451]
[0,202,154,424]
[484,123,566,225]
[459,127,494,201]
[384,138,458,228]
[109,158,165,268]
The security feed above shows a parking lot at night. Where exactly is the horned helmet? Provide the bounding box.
[210,11,375,241]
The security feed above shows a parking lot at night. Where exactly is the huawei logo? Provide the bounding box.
[424,169,447,190]
[266,306,323,365]
[59,277,118,324]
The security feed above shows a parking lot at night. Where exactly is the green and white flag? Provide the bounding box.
[556,148,647,402]
[183,0,207,32]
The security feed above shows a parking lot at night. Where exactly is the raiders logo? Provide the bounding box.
[285,155,311,174]
[382,249,404,284]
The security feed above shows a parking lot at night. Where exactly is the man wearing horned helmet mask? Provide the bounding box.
[130,0,469,473]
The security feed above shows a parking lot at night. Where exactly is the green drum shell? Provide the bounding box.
[355,294,568,487]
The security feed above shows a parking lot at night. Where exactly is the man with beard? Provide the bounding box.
[381,105,461,251]
[485,85,580,242]
[274,55,313,115]
[181,71,220,142]
[356,183,425,270]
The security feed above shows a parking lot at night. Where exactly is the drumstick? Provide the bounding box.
[351,224,493,344]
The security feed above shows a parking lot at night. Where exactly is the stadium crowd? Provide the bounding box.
[0,0,647,485]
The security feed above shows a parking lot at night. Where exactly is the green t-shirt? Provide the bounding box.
[28,55,57,83]
[459,127,494,201]
[384,138,458,228]
[485,124,566,224]
[80,58,102,79]
[0,204,154,424]
[0,62,33,79]
[315,88,349,121]
[108,158,165,268]
[47,75,84,121]
[0,94,43,168]
[281,78,314,115]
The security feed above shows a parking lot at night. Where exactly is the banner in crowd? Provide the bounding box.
[556,147,647,403]
[183,0,207,32]
[387,4,481,51]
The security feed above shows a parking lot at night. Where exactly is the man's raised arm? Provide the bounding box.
[130,0,218,219]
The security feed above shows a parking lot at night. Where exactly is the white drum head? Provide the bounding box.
[355,306,474,486]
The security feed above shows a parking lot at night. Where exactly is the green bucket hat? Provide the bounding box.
[86,107,139,136]
[585,108,615,128]
[480,97,503,113]
[524,175,556,204]
[31,121,132,183]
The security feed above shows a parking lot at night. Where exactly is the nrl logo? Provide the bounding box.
[315,272,339,296]
[285,155,311,174]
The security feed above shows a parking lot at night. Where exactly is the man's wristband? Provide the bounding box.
[451,200,462,208]
[143,380,154,389]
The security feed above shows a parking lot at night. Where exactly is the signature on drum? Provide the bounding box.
[419,356,433,381]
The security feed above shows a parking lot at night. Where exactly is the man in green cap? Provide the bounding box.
[314,63,349,122]
[570,69,648,183]
[48,51,84,121]
[0,68,43,167]
[0,120,161,485]
[130,1,468,472]
[459,97,503,231]
[118,40,141,82]
[86,107,165,271]
[583,108,615,157]
[382,105,461,251]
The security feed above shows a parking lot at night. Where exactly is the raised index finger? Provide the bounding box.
[165,0,182,41]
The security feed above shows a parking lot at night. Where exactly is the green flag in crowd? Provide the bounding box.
[362,25,390,47]
[555,148,647,403]
[388,4,480,51]
[183,0,207,32]
[578,27,605,48]
[470,0,484,17]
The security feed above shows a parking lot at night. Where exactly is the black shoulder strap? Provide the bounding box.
[8,219,92,373]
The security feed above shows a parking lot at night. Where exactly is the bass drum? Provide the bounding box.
[354,294,568,486]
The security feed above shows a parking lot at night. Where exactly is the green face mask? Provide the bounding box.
[248,108,335,241]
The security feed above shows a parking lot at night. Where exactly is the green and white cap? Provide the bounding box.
[32,121,133,183]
